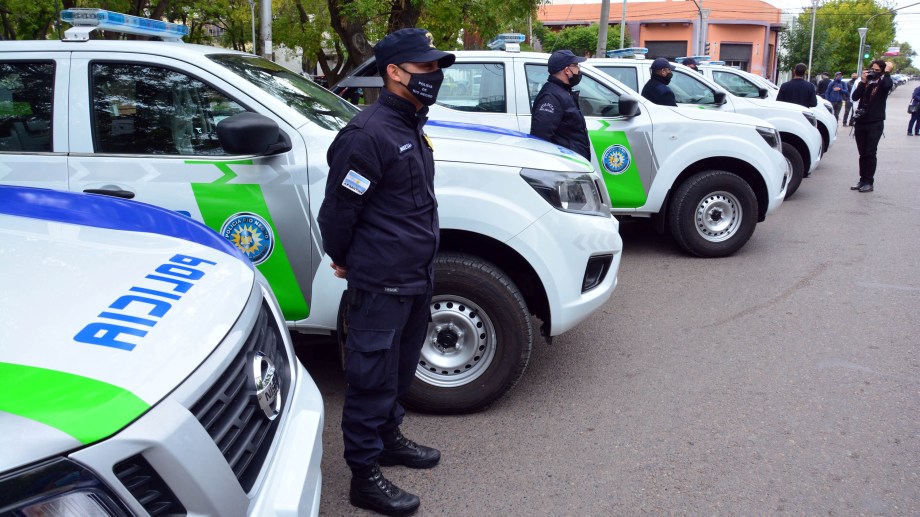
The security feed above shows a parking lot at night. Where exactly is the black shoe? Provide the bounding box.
[850,182,865,190]
[379,429,441,469]
[859,183,874,193]
[350,464,420,516]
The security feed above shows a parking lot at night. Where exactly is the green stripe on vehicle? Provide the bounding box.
[0,362,149,444]
[589,130,647,208]
[189,168,309,320]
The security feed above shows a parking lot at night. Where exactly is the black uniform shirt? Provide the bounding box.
[776,78,818,108]
[641,74,678,107]
[852,73,894,125]
[530,76,591,160]
[318,90,439,295]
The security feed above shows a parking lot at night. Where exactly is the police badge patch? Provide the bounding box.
[601,144,632,175]
[221,212,275,265]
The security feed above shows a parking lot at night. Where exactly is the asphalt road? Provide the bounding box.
[297,81,920,516]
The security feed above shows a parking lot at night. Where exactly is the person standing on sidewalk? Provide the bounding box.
[777,63,818,108]
[850,60,894,193]
[908,82,920,136]
[825,71,849,122]
[843,72,858,126]
[318,28,454,516]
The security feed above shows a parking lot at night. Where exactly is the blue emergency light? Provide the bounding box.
[487,33,526,50]
[606,47,648,58]
[61,8,189,41]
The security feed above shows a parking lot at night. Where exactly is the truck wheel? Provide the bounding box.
[668,170,757,258]
[401,253,533,414]
[782,142,805,199]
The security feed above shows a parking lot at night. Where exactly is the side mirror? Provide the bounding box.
[758,87,768,99]
[217,112,293,155]
[618,94,641,118]
[713,91,727,105]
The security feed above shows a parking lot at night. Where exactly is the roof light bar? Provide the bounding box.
[61,8,189,42]
[677,55,712,63]
[606,47,649,58]
[487,33,526,50]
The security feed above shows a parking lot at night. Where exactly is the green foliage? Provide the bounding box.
[779,0,897,75]
[421,0,540,50]
[534,23,630,57]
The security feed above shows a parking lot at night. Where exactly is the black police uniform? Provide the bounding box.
[530,76,591,160]
[317,89,438,471]
[776,77,818,108]
[641,74,678,106]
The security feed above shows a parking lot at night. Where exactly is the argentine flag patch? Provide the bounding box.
[342,169,370,195]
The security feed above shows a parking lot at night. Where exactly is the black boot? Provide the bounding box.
[350,464,420,516]
[379,428,441,469]
[850,181,865,190]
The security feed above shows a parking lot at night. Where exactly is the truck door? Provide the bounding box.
[66,54,316,322]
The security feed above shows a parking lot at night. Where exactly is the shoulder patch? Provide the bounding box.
[398,142,414,154]
[342,169,371,195]
[538,102,556,114]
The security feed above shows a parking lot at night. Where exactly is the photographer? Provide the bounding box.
[850,60,894,193]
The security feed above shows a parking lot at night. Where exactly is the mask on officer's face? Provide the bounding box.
[398,66,444,106]
[568,70,582,87]
[660,70,673,85]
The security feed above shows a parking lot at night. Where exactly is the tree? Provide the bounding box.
[534,23,630,57]
[780,0,896,75]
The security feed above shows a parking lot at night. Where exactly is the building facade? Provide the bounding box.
[538,0,783,79]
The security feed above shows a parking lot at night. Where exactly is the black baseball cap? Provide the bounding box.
[683,57,698,67]
[651,57,676,71]
[374,28,455,74]
[548,50,587,74]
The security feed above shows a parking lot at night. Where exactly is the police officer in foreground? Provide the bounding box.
[317,28,454,516]
[641,57,678,106]
[530,49,591,160]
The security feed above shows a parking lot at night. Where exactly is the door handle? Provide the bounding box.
[83,189,136,199]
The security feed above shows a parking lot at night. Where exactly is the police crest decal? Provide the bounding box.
[221,212,274,265]
[601,144,631,175]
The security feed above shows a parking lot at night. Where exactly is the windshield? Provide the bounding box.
[209,54,358,131]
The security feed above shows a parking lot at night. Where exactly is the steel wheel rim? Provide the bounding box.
[417,295,497,387]
[695,190,742,243]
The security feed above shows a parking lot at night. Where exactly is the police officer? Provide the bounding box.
[530,49,591,160]
[683,56,700,72]
[317,28,454,516]
[641,57,678,106]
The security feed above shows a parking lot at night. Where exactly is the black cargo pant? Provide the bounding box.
[854,120,884,185]
[341,286,432,471]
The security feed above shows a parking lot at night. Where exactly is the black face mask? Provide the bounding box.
[568,71,582,87]
[659,72,672,85]
[397,66,444,106]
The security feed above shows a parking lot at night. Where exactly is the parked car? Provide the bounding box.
[588,55,823,198]
[0,9,622,413]
[0,185,324,516]
[335,50,790,258]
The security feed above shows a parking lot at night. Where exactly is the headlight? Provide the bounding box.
[520,168,609,217]
[803,111,817,127]
[0,458,129,516]
[756,126,782,151]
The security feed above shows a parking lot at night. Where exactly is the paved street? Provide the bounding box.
[297,81,920,516]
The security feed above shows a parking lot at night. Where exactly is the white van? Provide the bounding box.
[0,185,324,516]
[0,10,623,413]
[588,54,823,198]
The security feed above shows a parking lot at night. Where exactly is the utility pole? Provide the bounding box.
[807,0,818,81]
[248,0,257,54]
[620,0,627,49]
[597,0,611,57]
[260,0,272,61]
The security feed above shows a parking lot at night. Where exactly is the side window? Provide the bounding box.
[91,63,247,155]
[524,64,621,117]
[0,62,54,152]
[670,71,716,104]
[595,66,639,92]
[712,71,761,98]
[438,63,506,113]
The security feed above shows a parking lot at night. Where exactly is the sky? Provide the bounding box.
[764,0,920,63]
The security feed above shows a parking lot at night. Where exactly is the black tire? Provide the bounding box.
[401,253,533,414]
[668,170,758,258]
[782,141,805,199]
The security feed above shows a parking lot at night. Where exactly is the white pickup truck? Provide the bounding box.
[588,56,824,199]
[0,10,623,414]
[337,50,791,258]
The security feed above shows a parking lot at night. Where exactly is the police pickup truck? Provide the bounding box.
[0,185,324,516]
[336,50,790,258]
[694,62,837,154]
[587,51,823,199]
[0,10,622,414]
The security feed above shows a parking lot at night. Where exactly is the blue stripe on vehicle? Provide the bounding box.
[426,119,539,139]
[0,186,251,268]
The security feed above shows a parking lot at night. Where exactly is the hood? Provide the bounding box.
[671,106,775,128]
[424,119,593,172]
[0,187,254,471]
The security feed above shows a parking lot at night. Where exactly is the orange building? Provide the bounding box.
[538,0,784,79]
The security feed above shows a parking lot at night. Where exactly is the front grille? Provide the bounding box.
[191,300,291,492]
[114,455,186,516]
